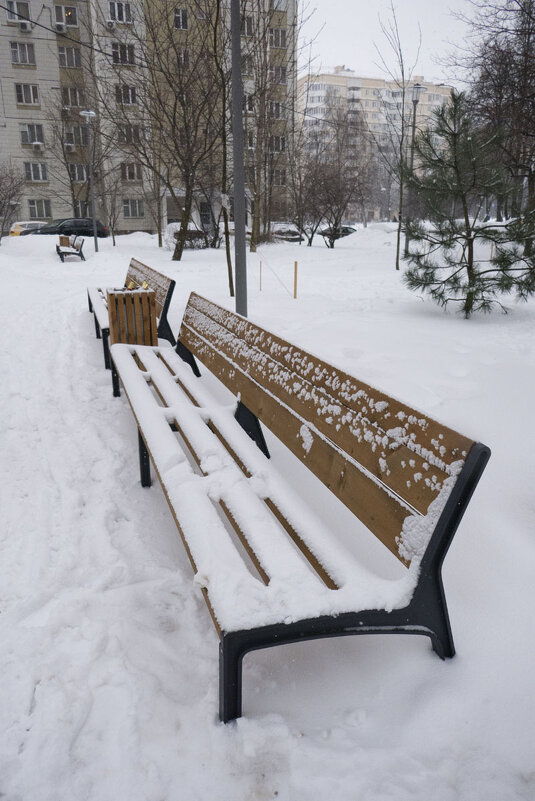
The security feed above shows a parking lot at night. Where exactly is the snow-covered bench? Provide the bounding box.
[87,258,175,369]
[56,234,85,262]
[110,291,491,722]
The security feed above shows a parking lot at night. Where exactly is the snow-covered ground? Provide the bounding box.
[1,225,534,800]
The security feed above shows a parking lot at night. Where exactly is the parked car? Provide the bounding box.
[319,225,357,240]
[272,226,304,243]
[9,220,48,236]
[21,218,109,237]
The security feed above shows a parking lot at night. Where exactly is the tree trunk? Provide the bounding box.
[172,184,194,261]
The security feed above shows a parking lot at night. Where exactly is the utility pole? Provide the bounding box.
[230,0,247,317]
[79,109,99,253]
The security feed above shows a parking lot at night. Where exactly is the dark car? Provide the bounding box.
[22,217,109,237]
[320,225,356,240]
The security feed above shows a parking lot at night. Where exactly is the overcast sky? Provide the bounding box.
[299,0,475,85]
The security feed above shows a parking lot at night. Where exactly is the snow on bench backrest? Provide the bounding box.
[178,292,476,566]
[124,258,174,318]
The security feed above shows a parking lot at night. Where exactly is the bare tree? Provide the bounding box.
[0,163,25,243]
[374,1,421,268]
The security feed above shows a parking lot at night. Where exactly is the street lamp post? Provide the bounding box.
[79,109,98,253]
[403,83,425,257]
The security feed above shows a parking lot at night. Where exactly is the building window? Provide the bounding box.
[74,199,91,217]
[65,124,88,146]
[123,198,144,218]
[174,7,187,29]
[20,123,44,145]
[200,201,211,228]
[120,162,142,180]
[242,15,253,36]
[109,2,132,22]
[242,55,253,76]
[178,48,189,67]
[24,162,47,181]
[243,93,254,113]
[272,169,286,186]
[118,124,140,144]
[68,163,88,182]
[11,42,35,65]
[58,46,82,68]
[62,86,85,107]
[15,83,39,104]
[55,5,78,26]
[271,0,288,9]
[269,135,285,153]
[269,101,284,119]
[6,1,30,21]
[247,130,254,150]
[269,65,286,84]
[28,199,51,218]
[269,28,286,48]
[115,84,137,104]
[112,42,135,64]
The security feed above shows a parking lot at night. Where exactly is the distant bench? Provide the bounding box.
[57,235,85,262]
[87,258,175,369]
[110,292,491,722]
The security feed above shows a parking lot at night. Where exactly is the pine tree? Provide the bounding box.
[403,90,535,317]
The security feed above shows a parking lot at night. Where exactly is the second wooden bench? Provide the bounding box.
[87,258,175,368]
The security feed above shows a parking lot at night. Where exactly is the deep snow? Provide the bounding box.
[1,225,534,800]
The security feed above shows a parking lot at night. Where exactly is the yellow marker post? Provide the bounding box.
[293,261,298,299]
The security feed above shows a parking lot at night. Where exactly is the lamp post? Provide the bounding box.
[403,83,425,257]
[79,109,98,253]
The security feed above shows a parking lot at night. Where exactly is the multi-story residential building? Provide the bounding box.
[297,66,452,220]
[1,0,297,236]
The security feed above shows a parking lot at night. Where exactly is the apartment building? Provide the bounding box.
[1,0,297,235]
[297,65,452,220]
[299,65,452,135]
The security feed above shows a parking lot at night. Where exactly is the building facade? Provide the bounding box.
[1,0,297,235]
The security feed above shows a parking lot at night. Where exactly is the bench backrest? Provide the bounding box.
[124,258,174,320]
[178,292,482,567]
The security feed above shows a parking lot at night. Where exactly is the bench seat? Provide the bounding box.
[111,343,418,632]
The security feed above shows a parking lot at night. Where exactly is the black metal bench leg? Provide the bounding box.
[88,293,93,313]
[94,315,101,339]
[102,329,111,369]
[219,634,244,722]
[111,361,121,397]
[234,401,270,458]
[138,430,151,487]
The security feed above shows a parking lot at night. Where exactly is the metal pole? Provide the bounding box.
[80,110,99,253]
[230,0,247,317]
[403,96,419,258]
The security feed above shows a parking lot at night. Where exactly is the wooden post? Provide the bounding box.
[293,261,298,299]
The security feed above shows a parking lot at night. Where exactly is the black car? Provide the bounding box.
[319,225,356,240]
[22,218,109,237]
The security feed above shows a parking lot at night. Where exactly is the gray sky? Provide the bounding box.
[300,0,474,84]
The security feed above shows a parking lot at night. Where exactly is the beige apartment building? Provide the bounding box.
[1,0,296,234]
[297,66,452,220]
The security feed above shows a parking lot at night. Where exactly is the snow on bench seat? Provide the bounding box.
[111,343,419,633]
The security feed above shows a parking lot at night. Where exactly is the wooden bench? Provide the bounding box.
[109,292,491,722]
[57,234,85,262]
[87,258,175,369]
